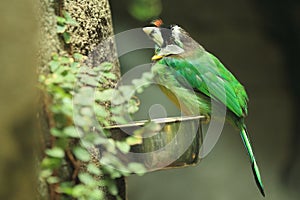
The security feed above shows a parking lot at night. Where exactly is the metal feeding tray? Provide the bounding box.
[107,115,205,171]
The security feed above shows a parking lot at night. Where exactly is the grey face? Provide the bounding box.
[142,26,164,47]
[143,25,185,57]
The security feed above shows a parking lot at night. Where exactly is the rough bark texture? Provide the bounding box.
[0,0,37,200]
[38,0,125,199]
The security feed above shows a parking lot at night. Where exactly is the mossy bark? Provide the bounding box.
[38,0,125,199]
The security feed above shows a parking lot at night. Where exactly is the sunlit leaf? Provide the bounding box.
[78,173,97,186]
[119,85,134,101]
[128,162,146,175]
[80,75,99,87]
[71,184,86,197]
[116,141,130,153]
[39,169,53,179]
[50,128,65,137]
[57,24,67,33]
[63,126,82,138]
[47,176,60,184]
[126,136,142,145]
[94,104,109,118]
[87,163,101,176]
[45,147,65,158]
[41,157,62,169]
[95,89,115,102]
[56,16,66,25]
[63,32,71,44]
[49,60,60,72]
[63,11,79,26]
[98,62,113,72]
[72,147,91,162]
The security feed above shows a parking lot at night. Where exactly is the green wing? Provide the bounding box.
[158,51,248,118]
[209,53,248,116]
[151,62,211,115]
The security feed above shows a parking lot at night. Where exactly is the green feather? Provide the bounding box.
[152,53,265,196]
[240,125,265,197]
[157,52,247,117]
[145,23,264,196]
[151,63,211,115]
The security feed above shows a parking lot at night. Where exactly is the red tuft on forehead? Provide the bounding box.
[152,19,163,27]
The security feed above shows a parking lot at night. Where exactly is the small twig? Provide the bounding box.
[66,148,80,181]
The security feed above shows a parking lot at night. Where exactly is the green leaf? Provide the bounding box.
[52,53,59,61]
[50,128,65,137]
[106,179,118,195]
[63,11,79,26]
[116,141,130,153]
[92,135,109,145]
[73,53,84,61]
[97,62,113,72]
[110,105,124,115]
[72,147,91,162]
[119,85,134,101]
[49,60,60,72]
[102,72,117,80]
[87,163,101,176]
[89,190,104,199]
[73,114,92,129]
[41,157,62,169]
[58,182,74,195]
[80,75,99,87]
[58,56,73,64]
[126,136,143,145]
[45,147,65,158]
[132,78,150,93]
[57,24,67,33]
[73,87,94,106]
[78,173,97,186]
[70,62,80,72]
[102,165,123,178]
[71,184,86,197]
[116,195,123,200]
[94,104,109,118]
[128,162,146,175]
[142,71,154,80]
[63,126,82,138]
[80,107,93,117]
[127,98,139,114]
[95,89,115,102]
[63,32,71,44]
[99,139,117,155]
[111,116,127,124]
[47,176,60,184]
[39,169,53,179]
[134,121,161,137]
[56,16,66,25]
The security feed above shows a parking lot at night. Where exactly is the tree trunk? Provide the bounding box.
[0,0,37,200]
[38,0,126,199]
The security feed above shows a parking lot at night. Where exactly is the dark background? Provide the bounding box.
[110,0,300,199]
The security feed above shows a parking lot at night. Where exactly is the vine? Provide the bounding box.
[39,12,156,200]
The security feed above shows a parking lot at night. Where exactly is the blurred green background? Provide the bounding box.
[110,0,300,199]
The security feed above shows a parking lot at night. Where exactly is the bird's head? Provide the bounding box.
[143,19,192,60]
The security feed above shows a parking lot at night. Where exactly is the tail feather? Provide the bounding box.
[240,126,265,197]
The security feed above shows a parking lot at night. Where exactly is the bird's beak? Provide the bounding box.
[151,54,163,61]
[142,27,153,35]
[142,27,164,47]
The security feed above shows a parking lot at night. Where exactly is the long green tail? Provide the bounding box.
[240,126,265,196]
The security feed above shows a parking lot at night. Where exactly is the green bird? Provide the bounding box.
[143,19,265,196]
